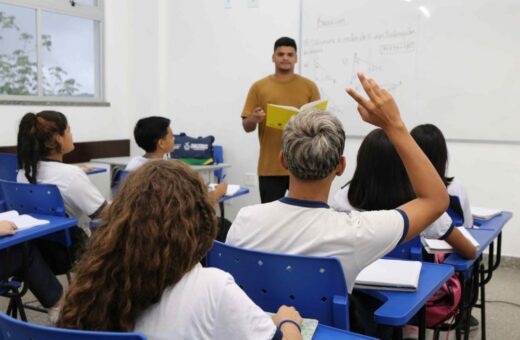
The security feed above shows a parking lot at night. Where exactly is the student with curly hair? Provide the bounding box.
[58,160,302,340]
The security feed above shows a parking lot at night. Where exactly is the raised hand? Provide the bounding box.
[346,73,404,131]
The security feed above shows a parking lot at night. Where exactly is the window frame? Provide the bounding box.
[0,0,106,105]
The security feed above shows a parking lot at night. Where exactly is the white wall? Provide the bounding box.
[2,0,518,257]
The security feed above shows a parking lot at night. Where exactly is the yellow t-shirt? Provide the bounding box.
[242,75,320,176]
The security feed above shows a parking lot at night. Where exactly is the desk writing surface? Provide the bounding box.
[443,229,497,272]
[358,262,453,326]
[219,187,250,203]
[474,211,512,231]
[0,214,77,250]
[90,157,231,172]
[313,324,376,339]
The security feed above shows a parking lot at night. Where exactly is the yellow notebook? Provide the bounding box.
[266,99,328,130]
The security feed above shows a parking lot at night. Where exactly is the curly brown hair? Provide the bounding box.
[57,160,218,331]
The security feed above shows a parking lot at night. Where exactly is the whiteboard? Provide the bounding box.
[301,0,520,141]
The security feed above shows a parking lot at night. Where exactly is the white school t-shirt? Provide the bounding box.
[330,185,455,240]
[226,197,407,293]
[17,161,106,232]
[134,264,276,340]
[125,156,149,172]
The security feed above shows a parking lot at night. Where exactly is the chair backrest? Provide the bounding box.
[447,195,464,226]
[206,241,349,330]
[0,312,146,340]
[0,180,66,217]
[385,235,422,261]
[212,145,224,181]
[0,153,18,182]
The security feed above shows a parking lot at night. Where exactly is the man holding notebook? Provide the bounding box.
[241,36,320,203]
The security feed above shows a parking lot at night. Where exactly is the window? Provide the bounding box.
[0,0,104,104]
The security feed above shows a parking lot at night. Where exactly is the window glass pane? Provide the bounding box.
[0,2,37,95]
[42,11,98,97]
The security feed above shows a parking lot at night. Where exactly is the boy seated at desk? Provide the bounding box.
[226,74,449,338]
[126,116,227,203]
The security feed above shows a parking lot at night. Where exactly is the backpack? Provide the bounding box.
[425,253,462,328]
[171,133,214,159]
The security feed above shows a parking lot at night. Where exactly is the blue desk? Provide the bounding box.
[313,324,376,339]
[83,167,107,176]
[357,262,453,340]
[360,262,454,325]
[0,214,78,250]
[219,187,250,202]
[444,213,512,340]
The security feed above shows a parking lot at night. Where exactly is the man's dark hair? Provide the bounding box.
[133,116,171,152]
[274,37,297,52]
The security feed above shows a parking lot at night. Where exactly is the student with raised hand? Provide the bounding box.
[57,160,302,340]
[411,123,473,229]
[0,220,64,323]
[227,73,449,292]
[127,116,228,204]
[16,111,107,270]
[331,128,477,259]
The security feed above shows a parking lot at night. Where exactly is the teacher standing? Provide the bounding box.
[241,36,320,203]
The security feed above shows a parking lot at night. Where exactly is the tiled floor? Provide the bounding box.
[2,266,520,339]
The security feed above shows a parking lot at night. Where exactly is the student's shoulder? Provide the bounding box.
[41,161,84,176]
[447,177,467,195]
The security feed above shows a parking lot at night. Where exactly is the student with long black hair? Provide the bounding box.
[331,128,476,259]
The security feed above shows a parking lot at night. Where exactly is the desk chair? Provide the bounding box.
[0,153,18,182]
[0,180,73,318]
[385,236,422,261]
[0,311,146,340]
[111,169,129,196]
[0,153,17,212]
[206,241,349,330]
[447,195,464,227]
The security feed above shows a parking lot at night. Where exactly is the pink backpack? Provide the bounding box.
[425,254,462,328]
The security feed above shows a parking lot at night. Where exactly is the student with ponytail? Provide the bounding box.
[17,111,107,235]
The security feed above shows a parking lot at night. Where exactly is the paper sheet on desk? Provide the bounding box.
[208,184,241,196]
[422,227,480,254]
[0,210,49,230]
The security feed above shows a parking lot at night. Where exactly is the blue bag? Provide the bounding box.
[171,133,214,159]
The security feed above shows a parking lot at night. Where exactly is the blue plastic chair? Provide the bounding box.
[0,180,72,319]
[447,195,464,227]
[206,241,349,330]
[0,311,146,340]
[213,145,224,182]
[0,153,18,182]
[385,236,423,261]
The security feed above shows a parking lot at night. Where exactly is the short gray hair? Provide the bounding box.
[282,109,345,180]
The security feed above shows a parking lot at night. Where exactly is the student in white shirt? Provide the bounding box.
[331,128,476,259]
[16,111,108,235]
[126,116,228,204]
[410,124,473,228]
[58,160,303,340]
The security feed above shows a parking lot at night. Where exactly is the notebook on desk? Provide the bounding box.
[208,183,241,196]
[422,227,480,254]
[0,210,49,230]
[471,206,502,220]
[354,258,422,291]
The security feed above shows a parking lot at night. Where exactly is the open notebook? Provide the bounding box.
[0,210,49,230]
[354,259,422,292]
[471,206,502,220]
[266,313,318,340]
[208,183,241,196]
[422,227,480,254]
